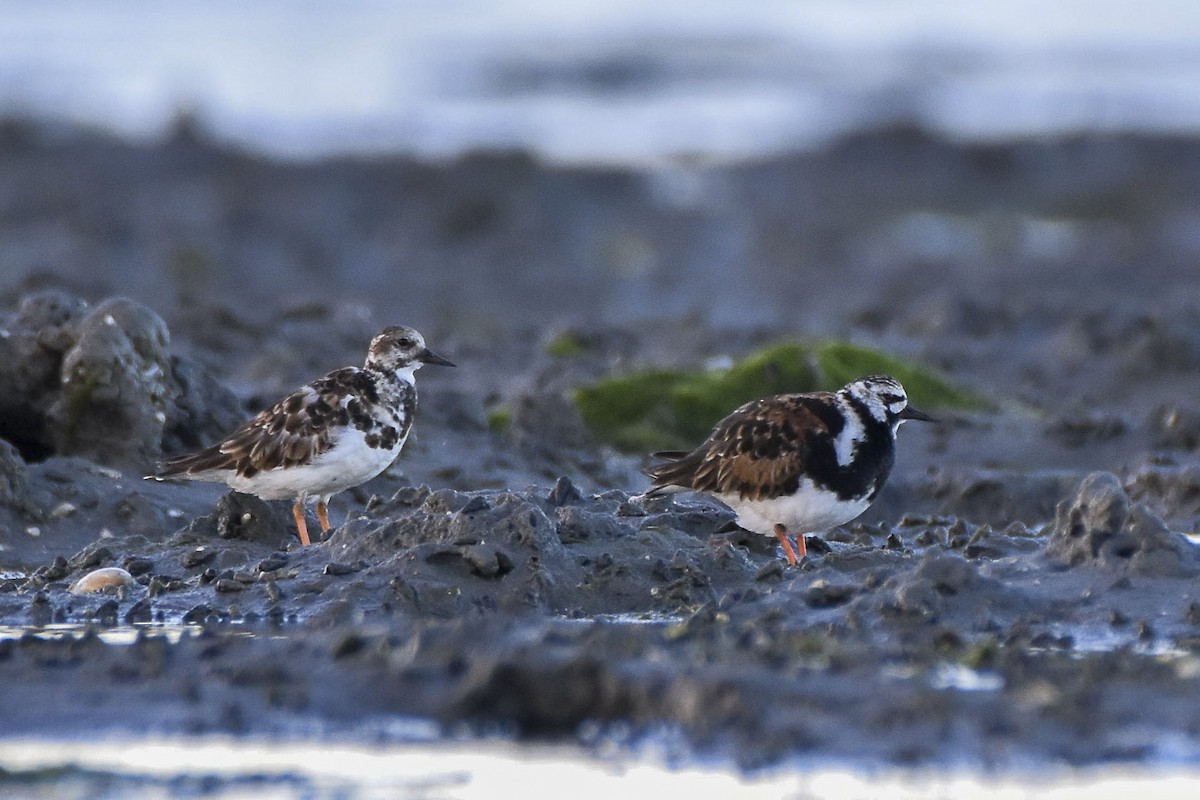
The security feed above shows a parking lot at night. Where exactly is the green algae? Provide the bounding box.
[668,343,819,442]
[486,407,511,434]
[575,369,690,450]
[815,341,988,411]
[575,340,989,453]
[544,331,590,358]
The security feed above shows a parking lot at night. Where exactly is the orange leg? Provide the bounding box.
[316,500,331,533]
[774,523,805,566]
[292,500,311,546]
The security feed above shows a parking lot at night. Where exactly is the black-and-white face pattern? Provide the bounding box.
[845,375,911,427]
[366,326,455,375]
[367,326,427,371]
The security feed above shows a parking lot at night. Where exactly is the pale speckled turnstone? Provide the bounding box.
[152,326,454,545]
[644,375,933,566]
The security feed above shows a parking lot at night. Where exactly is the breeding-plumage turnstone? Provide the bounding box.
[152,326,454,545]
[644,375,933,566]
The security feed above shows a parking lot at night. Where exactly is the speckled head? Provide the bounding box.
[844,375,935,428]
[365,326,456,376]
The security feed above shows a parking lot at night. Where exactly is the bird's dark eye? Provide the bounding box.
[397,337,414,348]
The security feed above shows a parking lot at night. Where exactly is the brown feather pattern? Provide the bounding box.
[646,394,840,502]
[158,367,405,480]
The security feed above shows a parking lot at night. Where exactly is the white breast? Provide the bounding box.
[221,425,407,501]
[718,480,871,538]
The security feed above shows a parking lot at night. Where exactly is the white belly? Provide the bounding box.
[718,479,871,537]
[218,427,405,502]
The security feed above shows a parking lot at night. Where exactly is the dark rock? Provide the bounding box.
[182,548,217,569]
[124,598,153,624]
[323,562,363,576]
[123,557,155,576]
[1125,462,1200,528]
[331,633,368,659]
[0,440,39,518]
[1045,472,1200,577]
[754,561,784,582]
[557,506,635,544]
[28,592,52,626]
[181,604,217,625]
[0,292,87,462]
[91,599,120,626]
[46,298,172,469]
[160,355,244,456]
[547,475,584,506]
[805,581,857,608]
[389,485,431,508]
[459,495,491,514]
[210,493,292,545]
[451,654,639,736]
[68,545,113,572]
[804,535,832,555]
[879,553,995,619]
[37,556,70,582]
[0,291,241,473]
[256,554,289,573]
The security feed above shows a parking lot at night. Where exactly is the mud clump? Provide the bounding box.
[48,298,173,469]
[879,553,991,619]
[0,438,39,518]
[1046,471,1200,577]
[0,292,241,472]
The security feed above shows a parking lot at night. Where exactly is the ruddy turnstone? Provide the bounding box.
[643,375,933,566]
[151,326,454,545]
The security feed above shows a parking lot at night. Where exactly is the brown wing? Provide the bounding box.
[158,370,360,480]
[644,394,835,501]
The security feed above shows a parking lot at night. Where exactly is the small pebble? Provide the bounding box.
[182,548,216,568]
[754,560,784,581]
[49,502,78,520]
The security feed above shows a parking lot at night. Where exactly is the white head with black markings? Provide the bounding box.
[365,326,456,380]
[844,375,936,431]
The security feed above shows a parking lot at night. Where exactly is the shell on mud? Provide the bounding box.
[68,566,136,596]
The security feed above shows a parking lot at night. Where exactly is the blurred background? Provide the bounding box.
[4,0,1199,161]
[1,0,1199,339]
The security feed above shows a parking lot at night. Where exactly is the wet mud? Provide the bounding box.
[4,121,1200,770]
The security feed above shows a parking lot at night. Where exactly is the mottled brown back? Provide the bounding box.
[157,369,371,480]
[644,394,840,501]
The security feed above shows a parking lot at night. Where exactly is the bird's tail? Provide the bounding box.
[639,450,699,499]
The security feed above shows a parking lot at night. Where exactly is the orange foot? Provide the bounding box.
[292,500,311,546]
[773,523,806,566]
[316,500,331,533]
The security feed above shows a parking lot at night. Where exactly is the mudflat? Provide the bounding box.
[3,120,1200,771]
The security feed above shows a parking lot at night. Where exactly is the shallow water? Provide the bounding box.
[3,736,1200,799]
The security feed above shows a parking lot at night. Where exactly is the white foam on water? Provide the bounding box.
[3,736,1200,799]
[0,623,265,645]
[0,0,1198,164]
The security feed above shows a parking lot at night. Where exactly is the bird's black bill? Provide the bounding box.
[900,404,937,422]
[417,348,456,367]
